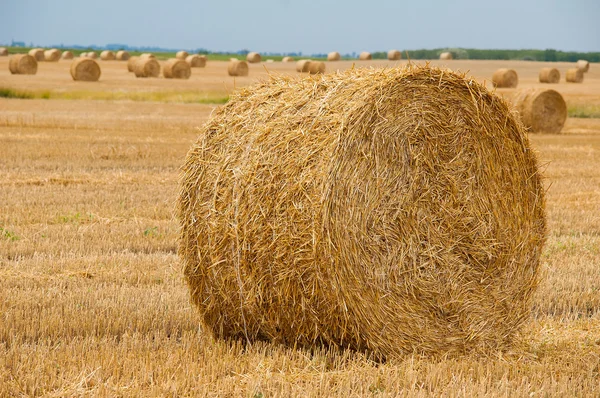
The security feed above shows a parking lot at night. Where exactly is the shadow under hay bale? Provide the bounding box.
[513,88,567,134]
[178,65,547,359]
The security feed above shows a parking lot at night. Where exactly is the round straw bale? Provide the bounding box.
[80,52,88,58]
[538,68,560,84]
[140,53,155,59]
[513,88,567,134]
[61,51,74,60]
[282,56,294,62]
[100,50,115,60]
[133,57,160,78]
[228,59,249,76]
[492,68,518,88]
[387,49,401,60]
[308,61,325,74]
[327,52,341,61]
[70,58,101,81]
[178,65,547,358]
[87,51,98,59]
[29,48,45,61]
[44,49,60,62]
[439,52,453,60]
[359,51,372,60]
[296,59,312,72]
[186,54,207,68]
[0,47,8,56]
[116,50,130,61]
[163,58,191,79]
[176,51,189,60]
[566,68,584,83]
[8,54,38,75]
[246,52,261,63]
[577,60,589,72]
[127,56,139,72]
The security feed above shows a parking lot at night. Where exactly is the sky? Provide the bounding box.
[1,0,599,54]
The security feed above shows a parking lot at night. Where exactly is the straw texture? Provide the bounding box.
[133,58,160,78]
[513,89,567,134]
[327,52,341,61]
[566,68,584,83]
[228,60,248,76]
[116,50,130,61]
[163,58,191,79]
[492,69,518,88]
[538,68,560,84]
[9,54,38,75]
[387,50,401,60]
[178,65,547,359]
[70,58,101,81]
[186,54,207,68]
[44,49,61,62]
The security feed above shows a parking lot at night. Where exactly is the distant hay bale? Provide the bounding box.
[186,54,206,68]
[163,58,191,79]
[140,53,155,59]
[70,58,101,81]
[29,48,45,62]
[358,52,372,60]
[246,52,261,63]
[228,59,248,76]
[538,68,560,84]
[565,68,584,83]
[266,59,274,63]
[282,56,294,62]
[127,56,139,72]
[308,61,325,74]
[100,50,115,61]
[8,54,38,75]
[296,59,311,72]
[387,49,401,60]
[0,47,8,56]
[327,52,341,61]
[513,88,567,134]
[492,68,518,88]
[61,51,74,60]
[80,52,88,58]
[133,57,160,78]
[116,50,130,61]
[577,60,589,72]
[87,51,98,59]
[439,52,453,60]
[176,51,189,60]
[44,49,61,62]
[178,65,547,359]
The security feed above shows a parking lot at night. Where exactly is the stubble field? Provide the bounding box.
[1,57,599,396]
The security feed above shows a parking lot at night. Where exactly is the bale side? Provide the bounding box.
[513,88,567,134]
[492,68,518,88]
[44,49,61,62]
[358,52,372,60]
[539,68,560,84]
[327,52,341,61]
[387,50,401,60]
[28,48,45,62]
[116,50,130,61]
[566,68,584,83]
[247,52,261,63]
[176,51,189,60]
[228,60,248,76]
[70,58,101,81]
[133,58,160,78]
[186,54,206,68]
[577,60,590,72]
[163,58,191,79]
[8,54,38,75]
[61,51,74,60]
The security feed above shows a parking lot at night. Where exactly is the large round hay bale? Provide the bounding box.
[44,49,61,62]
[163,58,191,79]
[116,50,130,61]
[492,68,518,88]
[439,52,453,60]
[87,51,98,59]
[282,56,294,62]
[176,51,189,60]
[70,58,101,81]
[100,50,115,61]
[133,57,160,78]
[513,89,567,134]
[538,68,560,84]
[61,51,74,60]
[358,51,372,60]
[29,48,45,62]
[186,54,206,68]
[577,60,589,72]
[296,59,312,72]
[307,61,325,74]
[127,56,139,72]
[0,47,8,56]
[566,68,584,83]
[178,65,547,358]
[246,52,261,63]
[327,52,341,61]
[228,59,249,76]
[8,54,38,75]
[387,49,401,60]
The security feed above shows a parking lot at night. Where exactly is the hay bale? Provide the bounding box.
[176,50,189,60]
[70,58,101,81]
[29,48,45,62]
[163,58,191,79]
[116,50,130,61]
[538,68,560,84]
[387,49,401,60]
[296,59,312,72]
[439,52,453,60]
[61,51,74,60]
[80,52,88,58]
[186,54,207,68]
[178,65,547,358]
[0,47,8,56]
[246,52,261,63]
[358,51,372,60]
[282,56,294,62]
[327,52,341,61]
[100,50,115,61]
[133,57,160,78]
[492,68,518,88]
[8,54,38,75]
[140,53,155,59]
[308,61,325,74]
[565,68,584,83]
[127,56,139,72]
[513,89,567,134]
[43,49,61,62]
[577,60,589,72]
[228,59,249,77]
[87,51,98,59]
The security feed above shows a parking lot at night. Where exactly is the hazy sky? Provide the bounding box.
[1,0,599,54]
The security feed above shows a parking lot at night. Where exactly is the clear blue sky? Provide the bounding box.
[1,0,599,54]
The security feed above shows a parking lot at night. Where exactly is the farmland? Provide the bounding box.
[1,57,599,396]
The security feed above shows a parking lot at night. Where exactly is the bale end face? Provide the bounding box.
[70,58,101,81]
